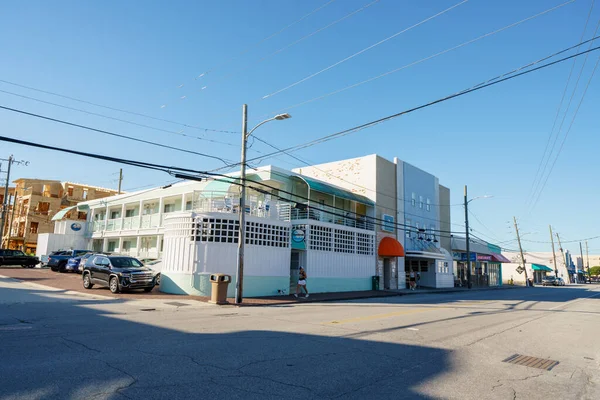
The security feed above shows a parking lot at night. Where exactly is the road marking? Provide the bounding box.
[0,325,32,331]
[406,328,419,331]
[326,308,435,325]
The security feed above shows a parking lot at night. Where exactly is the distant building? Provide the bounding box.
[2,179,118,252]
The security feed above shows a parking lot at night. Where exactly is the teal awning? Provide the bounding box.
[51,205,77,221]
[532,264,553,272]
[295,175,374,206]
[203,177,240,193]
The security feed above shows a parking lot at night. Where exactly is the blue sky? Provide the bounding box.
[1,0,599,254]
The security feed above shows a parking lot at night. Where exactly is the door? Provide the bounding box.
[383,258,391,290]
[289,251,301,294]
[91,255,110,284]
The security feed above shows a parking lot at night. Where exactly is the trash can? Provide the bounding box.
[372,275,380,291]
[209,274,231,305]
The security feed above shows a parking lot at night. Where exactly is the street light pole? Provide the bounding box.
[234,105,291,304]
[1,155,13,245]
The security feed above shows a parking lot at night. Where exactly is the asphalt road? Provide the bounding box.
[0,276,598,400]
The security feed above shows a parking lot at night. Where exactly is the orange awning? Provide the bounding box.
[378,237,405,257]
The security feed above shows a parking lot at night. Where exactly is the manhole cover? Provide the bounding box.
[164,302,190,307]
[503,354,559,371]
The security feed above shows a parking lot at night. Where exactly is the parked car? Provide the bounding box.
[82,255,157,293]
[542,276,558,286]
[144,259,162,285]
[48,249,91,272]
[0,249,40,268]
[556,277,566,286]
[73,252,112,273]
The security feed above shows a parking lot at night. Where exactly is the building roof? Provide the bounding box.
[62,182,119,193]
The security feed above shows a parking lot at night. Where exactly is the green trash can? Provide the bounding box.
[372,275,380,291]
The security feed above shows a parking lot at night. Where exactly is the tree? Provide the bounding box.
[589,266,600,277]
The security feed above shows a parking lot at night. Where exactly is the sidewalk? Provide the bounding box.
[230,284,526,307]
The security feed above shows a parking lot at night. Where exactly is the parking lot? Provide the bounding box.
[0,266,196,300]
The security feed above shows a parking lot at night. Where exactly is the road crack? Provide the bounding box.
[61,337,101,353]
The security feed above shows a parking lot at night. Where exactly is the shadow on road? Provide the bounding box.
[0,285,450,399]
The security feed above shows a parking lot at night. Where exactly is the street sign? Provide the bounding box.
[516,266,524,274]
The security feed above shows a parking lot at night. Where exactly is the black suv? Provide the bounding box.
[0,249,40,268]
[82,255,157,293]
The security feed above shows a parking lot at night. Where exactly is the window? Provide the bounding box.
[426,198,431,212]
[30,222,39,234]
[429,225,435,240]
[164,204,175,213]
[110,211,120,219]
[334,229,355,253]
[357,232,374,255]
[185,201,193,211]
[194,218,289,248]
[419,196,423,209]
[38,202,50,214]
[82,189,88,200]
[67,186,74,196]
[78,212,87,220]
[405,219,412,238]
[125,209,136,218]
[411,193,416,207]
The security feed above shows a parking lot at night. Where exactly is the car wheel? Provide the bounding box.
[143,287,154,293]
[50,265,59,272]
[109,276,120,294]
[83,273,93,289]
[58,261,67,273]
[27,264,36,269]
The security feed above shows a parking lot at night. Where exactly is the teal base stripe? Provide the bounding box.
[159,272,290,297]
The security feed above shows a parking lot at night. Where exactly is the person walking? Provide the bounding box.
[295,266,309,298]
[409,270,416,290]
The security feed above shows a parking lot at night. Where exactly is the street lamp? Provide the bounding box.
[235,105,291,304]
[464,185,493,289]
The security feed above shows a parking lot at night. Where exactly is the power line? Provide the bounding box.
[265,0,575,115]
[188,0,380,96]
[261,0,469,99]
[525,0,595,209]
[0,88,240,148]
[528,49,600,212]
[0,79,238,135]
[0,134,467,237]
[0,104,235,165]
[240,40,600,167]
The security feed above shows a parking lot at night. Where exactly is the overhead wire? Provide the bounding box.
[0,134,468,237]
[192,0,380,96]
[238,40,600,167]
[525,0,595,210]
[261,0,468,100]
[265,0,575,115]
[0,79,238,135]
[0,104,235,165]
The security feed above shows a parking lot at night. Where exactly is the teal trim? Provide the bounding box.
[51,205,77,221]
[294,175,374,206]
[203,177,239,193]
[159,272,289,297]
[302,277,371,293]
[487,243,502,254]
[532,264,552,272]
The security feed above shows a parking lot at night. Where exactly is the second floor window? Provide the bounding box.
[30,222,39,234]
[164,204,175,213]
[38,202,50,214]
[426,198,431,212]
[419,196,423,209]
[67,187,74,196]
[125,209,136,218]
[411,193,416,207]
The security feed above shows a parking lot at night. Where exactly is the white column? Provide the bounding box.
[121,203,126,231]
[102,238,108,252]
[118,237,123,254]
[89,208,95,232]
[138,200,143,229]
[181,193,186,211]
[104,204,109,231]
[158,197,164,228]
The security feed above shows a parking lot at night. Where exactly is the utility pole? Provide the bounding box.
[556,233,568,283]
[464,185,472,289]
[586,240,590,282]
[235,104,249,304]
[7,191,17,249]
[549,225,559,278]
[117,169,123,194]
[579,242,585,283]
[513,216,529,286]
[1,155,13,246]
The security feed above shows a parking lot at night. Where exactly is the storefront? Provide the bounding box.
[452,237,508,287]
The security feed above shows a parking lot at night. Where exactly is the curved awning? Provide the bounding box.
[532,264,552,272]
[293,175,374,206]
[378,237,405,257]
[51,205,77,221]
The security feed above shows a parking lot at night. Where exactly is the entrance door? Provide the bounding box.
[383,258,391,290]
[289,250,301,294]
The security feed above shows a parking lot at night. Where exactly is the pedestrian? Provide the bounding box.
[409,270,416,290]
[416,272,421,289]
[295,266,309,298]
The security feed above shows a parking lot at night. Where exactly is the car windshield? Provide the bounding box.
[74,250,90,257]
[109,257,144,268]
[12,250,26,256]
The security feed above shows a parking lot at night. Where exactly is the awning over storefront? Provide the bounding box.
[491,253,511,263]
[378,237,405,257]
[532,264,553,272]
[51,205,77,221]
[295,175,374,206]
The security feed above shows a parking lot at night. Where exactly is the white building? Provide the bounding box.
[43,155,452,296]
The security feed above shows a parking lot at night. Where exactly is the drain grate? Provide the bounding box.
[164,302,190,307]
[503,354,559,371]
